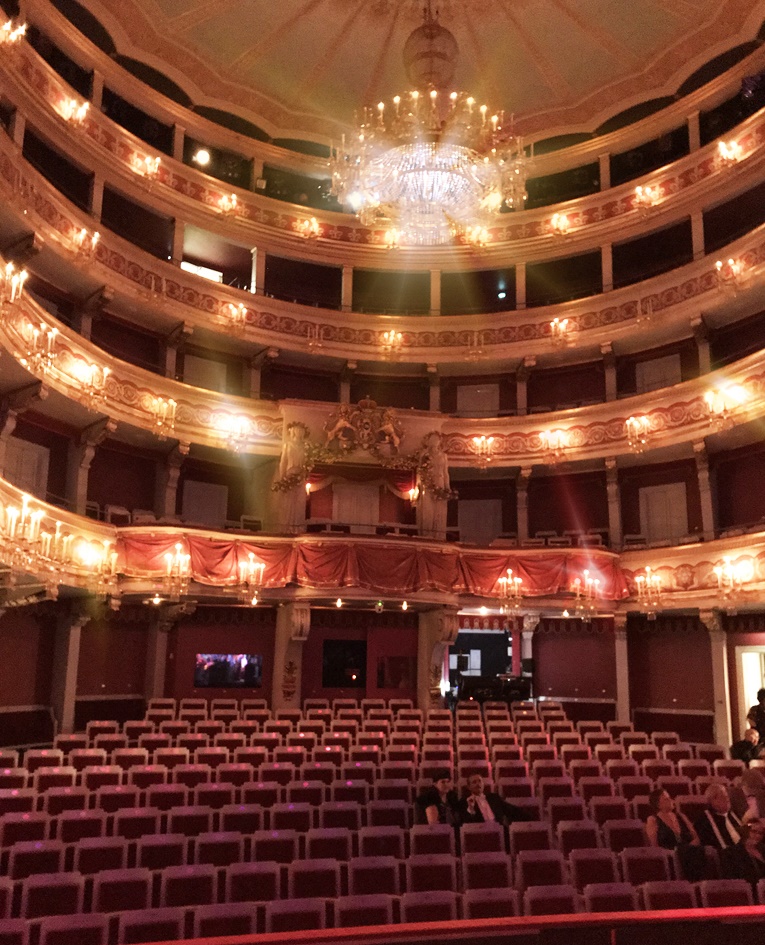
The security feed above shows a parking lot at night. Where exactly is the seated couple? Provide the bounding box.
[417,769,530,826]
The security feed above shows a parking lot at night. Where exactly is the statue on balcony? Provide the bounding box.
[417,431,453,540]
[273,421,309,532]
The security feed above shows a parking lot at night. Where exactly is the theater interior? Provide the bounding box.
[1,0,765,942]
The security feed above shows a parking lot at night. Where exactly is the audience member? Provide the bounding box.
[730,727,763,765]
[645,787,706,881]
[694,782,742,850]
[730,768,765,823]
[746,689,765,744]
[416,768,460,826]
[458,773,529,825]
[720,819,765,891]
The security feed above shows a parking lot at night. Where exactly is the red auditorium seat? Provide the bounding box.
[270,801,313,832]
[305,826,353,861]
[160,863,217,907]
[460,820,505,854]
[462,887,520,919]
[8,840,64,880]
[194,831,245,867]
[38,912,109,945]
[288,858,341,899]
[523,884,580,916]
[93,784,139,813]
[113,807,161,841]
[619,847,674,885]
[357,825,406,859]
[22,751,64,774]
[399,890,459,923]
[166,804,214,837]
[515,849,567,893]
[92,868,152,913]
[349,856,401,896]
[116,906,186,944]
[462,852,513,890]
[192,902,258,938]
[556,820,601,855]
[334,894,395,928]
[57,809,106,844]
[145,783,188,811]
[508,821,553,856]
[697,879,754,907]
[583,882,640,912]
[219,803,264,834]
[0,770,27,791]
[0,918,29,945]
[226,861,281,904]
[251,828,300,863]
[368,799,410,829]
[569,848,619,891]
[20,873,84,919]
[547,797,586,829]
[0,811,48,847]
[42,787,88,817]
[602,819,648,853]
[73,837,128,874]
[135,834,187,871]
[264,897,327,933]
[640,879,696,910]
[193,781,235,809]
[410,823,456,856]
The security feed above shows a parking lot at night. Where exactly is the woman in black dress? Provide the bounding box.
[645,788,706,881]
[416,768,460,826]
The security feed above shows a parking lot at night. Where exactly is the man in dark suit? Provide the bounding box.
[458,773,529,825]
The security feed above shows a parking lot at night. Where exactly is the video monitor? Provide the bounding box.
[194,654,262,688]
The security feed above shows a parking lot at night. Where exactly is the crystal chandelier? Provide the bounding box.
[330,5,529,246]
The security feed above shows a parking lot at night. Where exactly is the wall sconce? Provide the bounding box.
[634,565,662,618]
[2,262,28,305]
[408,484,419,506]
[549,317,569,346]
[625,415,651,452]
[223,415,250,452]
[715,257,746,291]
[20,321,57,375]
[383,228,401,250]
[133,155,161,181]
[634,184,661,213]
[238,551,265,605]
[77,362,110,409]
[307,324,324,352]
[497,567,523,615]
[717,139,742,167]
[550,213,571,237]
[704,384,750,430]
[540,428,568,462]
[72,227,99,257]
[152,396,177,438]
[163,541,191,601]
[0,18,26,45]
[381,329,403,358]
[226,302,248,332]
[218,193,238,215]
[59,99,89,126]
[472,434,495,469]
[573,568,600,617]
[297,217,321,239]
[73,538,118,599]
[713,555,753,599]
[465,330,485,363]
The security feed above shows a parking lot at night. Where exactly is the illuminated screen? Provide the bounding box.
[194,653,262,688]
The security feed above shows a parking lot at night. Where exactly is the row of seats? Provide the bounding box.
[4,876,763,945]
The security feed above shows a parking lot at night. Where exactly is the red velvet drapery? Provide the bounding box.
[117,532,629,599]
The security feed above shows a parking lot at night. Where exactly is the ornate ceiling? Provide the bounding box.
[69,0,764,141]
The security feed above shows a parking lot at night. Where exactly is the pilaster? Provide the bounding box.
[429,270,441,317]
[693,440,715,541]
[65,418,116,515]
[341,266,353,312]
[272,603,310,712]
[601,243,613,293]
[154,442,189,519]
[516,467,532,542]
[515,262,526,310]
[606,457,622,549]
[145,602,195,699]
[691,315,711,375]
[417,607,458,711]
[613,613,630,723]
[516,356,535,417]
[0,382,48,476]
[601,343,617,402]
[699,608,732,747]
[51,607,91,734]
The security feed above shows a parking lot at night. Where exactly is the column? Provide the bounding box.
[73,287,113,341]
[51,608,90,734]
[0,381,47,476]
[429,270,441,317]
[687,111,701,152]
[602,343,617,401]
[172,125,185,163]
[516,356,534,417]
[599,153,611,191]
[427,367,440,413]
[516,467,532,542]
[693,440,715,541]
[417,607,458,712]
[605,458,622,549]
[691,211,705,261]
[341,266,353,313]
[692,315,711,375]
[340,361,356,403]
[251,248,266,296]
[613,614,631,723]
[154,442,188,519]
[521,613,539,692]
[272,603,310,712]
[145,603,191,699]
[515,262,526,310]
[8,110,24,148]
[601,243,613,293]
[164,323,192,379]
[65,418,116,515]
[90,71,104,110]
[511,616,522,677]
[170,219,184,266]
[700,609,732,747]
[90,176,104,221]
